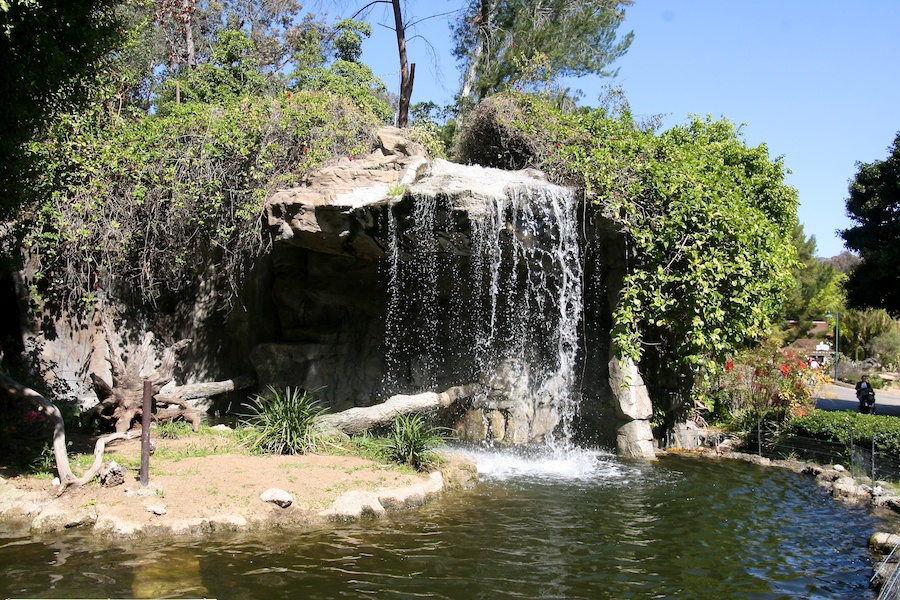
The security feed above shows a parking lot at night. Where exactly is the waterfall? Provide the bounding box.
[383,161,584,446]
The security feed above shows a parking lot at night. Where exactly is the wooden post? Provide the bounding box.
[140,380,152,486]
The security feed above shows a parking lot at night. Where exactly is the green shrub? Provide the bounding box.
[240,387,329,455]
[383,413,451,471]
[783,410,900,454]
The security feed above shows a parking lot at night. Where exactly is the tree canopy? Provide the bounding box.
[841,132,900,315]
[0,0,124,218]
[453,0,633,104]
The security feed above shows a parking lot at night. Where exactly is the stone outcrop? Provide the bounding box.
[17,125,663,454]
[608,357,656,459]
[318,472,444,521]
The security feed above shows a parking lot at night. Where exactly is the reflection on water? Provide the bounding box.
[0,452,884,599]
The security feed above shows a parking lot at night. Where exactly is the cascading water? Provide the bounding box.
[382,161,584,448]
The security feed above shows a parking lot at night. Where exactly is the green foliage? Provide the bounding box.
[806,272,846,322]
[458,94,798,373]
[871,329,900,369]
[409,102,455,158]
[780,225,838,324]
[24,90,381,311]
[155,29,273,114]
[453,0,633,102]
[837,308,900,361]
[841,132,900,314]
[382,413,451,471]
[784,410,900,455]
[155,420,193,439]
[293,60,393,123]
[0,0,125,218]
[239,386,329,455]
[287,16,392,123]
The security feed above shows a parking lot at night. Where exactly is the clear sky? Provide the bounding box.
[358,1,900,258]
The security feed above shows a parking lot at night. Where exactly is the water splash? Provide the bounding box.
[459,446,625,483]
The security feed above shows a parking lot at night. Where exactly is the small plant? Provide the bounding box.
[383,413,451,471]
[156,420,192,439]
[387,184,406,198]
[239,387,329,455]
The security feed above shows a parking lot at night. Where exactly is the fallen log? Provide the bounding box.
[165,374,256,402]
[58,430,141,494]
[319,383,482,436]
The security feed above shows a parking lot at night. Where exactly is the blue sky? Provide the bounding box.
[357,1,900,258]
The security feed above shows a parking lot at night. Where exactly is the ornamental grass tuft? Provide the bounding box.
[240,386,329,455]
[383,413,451,471]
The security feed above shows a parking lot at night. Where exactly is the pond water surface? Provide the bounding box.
[0,450,886,599]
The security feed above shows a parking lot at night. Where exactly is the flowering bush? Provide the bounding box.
[712,341,823,424]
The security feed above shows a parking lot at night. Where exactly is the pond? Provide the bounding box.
[0,449,885,599]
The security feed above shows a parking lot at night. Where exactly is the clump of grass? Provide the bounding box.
[382,413,451,471]
[239,387,329,455]
[156,421,192,439]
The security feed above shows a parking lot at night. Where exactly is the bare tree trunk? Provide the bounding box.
[182,0,196,67]
[392,0,413,127]
[459,0,494,103]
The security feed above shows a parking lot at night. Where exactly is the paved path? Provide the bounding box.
[814,383,900,417]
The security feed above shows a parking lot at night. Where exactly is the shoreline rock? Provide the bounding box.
[0,454,478,539]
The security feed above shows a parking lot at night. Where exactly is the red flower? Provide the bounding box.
[778,363,791,377]
[725,360,734,372]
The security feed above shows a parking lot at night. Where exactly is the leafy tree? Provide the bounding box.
[837,308,898,361]
[453,0,633,104]
[870,327,900,368]
[0,0,124,218]
[841,132,900,313]
[218,0,302,73]
[781,225,837,323]
[806,271,846,321]
[155,29,271,112]
[289,18,392,122]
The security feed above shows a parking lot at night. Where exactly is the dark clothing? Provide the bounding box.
[856,380,876,414]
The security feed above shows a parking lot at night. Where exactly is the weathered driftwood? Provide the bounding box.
[155,374,256,431]
[0,372,140,494]
[85,328,191,433]
[166,374,256,402]
[319,384,482,435]
[0,371,75,487]
[87,318,255,432]
[62,430,141,493]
